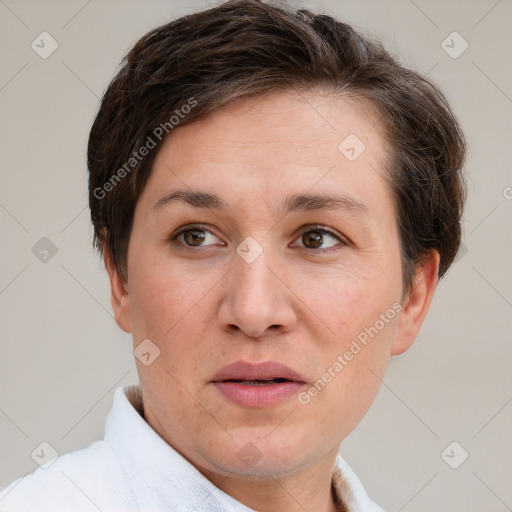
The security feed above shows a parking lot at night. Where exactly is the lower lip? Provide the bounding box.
[212,381,305,408]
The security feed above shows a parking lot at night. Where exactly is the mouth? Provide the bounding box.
[211,361,308,408]
[222,378,292,386]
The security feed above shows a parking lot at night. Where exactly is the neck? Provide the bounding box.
[200,447,342,512]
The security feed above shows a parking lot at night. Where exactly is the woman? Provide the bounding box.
[0,1,466,510]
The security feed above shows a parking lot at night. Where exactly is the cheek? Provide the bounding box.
[292,261,401,342]
[127,249,217,342]
[305,315,398,441]
[293,267,400,421]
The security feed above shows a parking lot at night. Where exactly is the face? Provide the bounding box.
[108,90,438,481]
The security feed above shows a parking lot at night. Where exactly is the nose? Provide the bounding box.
[217,243,298,339]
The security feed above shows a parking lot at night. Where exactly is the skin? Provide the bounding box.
[105,90,439,512]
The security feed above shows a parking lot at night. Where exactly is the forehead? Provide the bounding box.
[164,90,385,162]
[141,90,392,217]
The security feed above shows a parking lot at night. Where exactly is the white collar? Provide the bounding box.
[105,384,384,512]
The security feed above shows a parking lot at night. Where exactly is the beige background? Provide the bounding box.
[1,1,511,510]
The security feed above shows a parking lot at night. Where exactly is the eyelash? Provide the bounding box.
[170,224,347,253]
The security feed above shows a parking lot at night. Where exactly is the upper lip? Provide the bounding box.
[211,360,308,383]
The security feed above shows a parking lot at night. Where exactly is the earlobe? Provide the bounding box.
[391,251,440,356]
[104,247,133,334]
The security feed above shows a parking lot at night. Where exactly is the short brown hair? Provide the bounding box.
[88,0,466,294]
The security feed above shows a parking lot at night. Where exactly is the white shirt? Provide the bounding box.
[0,384,384,512]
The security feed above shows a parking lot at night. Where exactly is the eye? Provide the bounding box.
[170,224,346,252]
[172,225,223,248]
[292,226,345,252]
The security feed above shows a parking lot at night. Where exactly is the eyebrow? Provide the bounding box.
[152,189,368,215]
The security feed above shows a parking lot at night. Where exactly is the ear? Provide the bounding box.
[104,246,132,334]
[391,251,440,356]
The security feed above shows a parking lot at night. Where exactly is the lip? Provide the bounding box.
[211,360,308,408]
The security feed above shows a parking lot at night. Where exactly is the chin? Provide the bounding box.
[202,428,316,478]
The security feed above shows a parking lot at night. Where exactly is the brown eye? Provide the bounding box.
[302,230,323,249]
[173,227,222,248]
[183,229,206,247]
[293,227,343,251]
